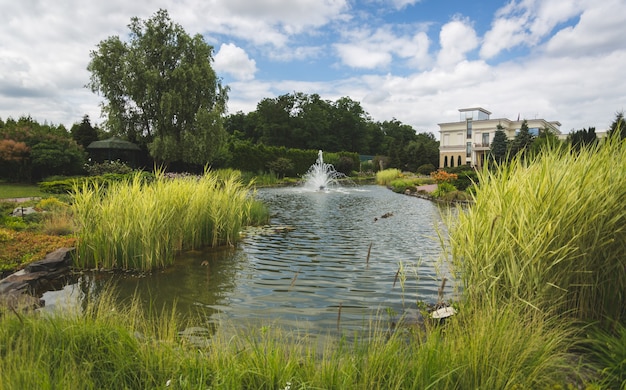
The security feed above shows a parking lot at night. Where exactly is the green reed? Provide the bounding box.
[72,169,263,271]
[0,292,581,389]
[447,136,626,323]
[375,168,401,186]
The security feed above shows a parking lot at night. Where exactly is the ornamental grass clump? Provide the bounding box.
[448,136,626,323]
[375,168,401,186]
[72,169,260,271]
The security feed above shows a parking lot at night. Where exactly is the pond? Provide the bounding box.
[42,185,455,335]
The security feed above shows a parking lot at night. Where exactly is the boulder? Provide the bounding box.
[10,206,38,217]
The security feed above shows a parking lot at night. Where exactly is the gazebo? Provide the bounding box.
[86,136,141,166]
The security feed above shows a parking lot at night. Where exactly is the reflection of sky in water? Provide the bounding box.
[43,185,453,334]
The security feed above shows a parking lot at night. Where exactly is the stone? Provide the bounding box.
[10,206,38,217]
[0,247,75,310]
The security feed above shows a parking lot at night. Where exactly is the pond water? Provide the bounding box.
[42,185,455,334]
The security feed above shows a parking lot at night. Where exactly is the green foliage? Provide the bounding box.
[224,92,439,169]
[489,125,509,163]
[432,182,457,197]
[85,160,133,176]
[72,169,261,271]
[567,127,598,152]
[375,168,401,185]
[70,115,99,149]
[452,169,478,191]
[0,116,87,182]
[448,137,626,323]
[389,177,426,193]
[510,120,534,158]
[87,9,228,166]
[226,141,359,177]
[416,163,436,175]
[39,172,154,194]
[0,291,582,389]
[35,197,67,211]
[266,157,294,178]
[583,322,626,389]
[608,111,625,139]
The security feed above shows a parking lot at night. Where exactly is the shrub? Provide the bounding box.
[430,170,458,184]
[416,163,436,176]
[432,182,457,198]
[85,160,134,176]
[36,197,68,211]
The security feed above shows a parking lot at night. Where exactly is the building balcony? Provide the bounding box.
[439,145,465,151]
[473,142,490,151]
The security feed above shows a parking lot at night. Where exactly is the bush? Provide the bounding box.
[432,182,457,198]
[416,163,436,176]
[85,160,133,176]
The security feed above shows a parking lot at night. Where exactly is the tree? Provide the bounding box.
[87,9,229,166]
[530,127,562,156]
[489,124,509,163]
[70,115,99,149]
[510,120,534,158]
[567,127,597,152]
[0,139,30,181]
[608,111,626,139]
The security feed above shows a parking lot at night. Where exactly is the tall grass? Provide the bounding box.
[375,168,401,186]
[447,136,626,323]
[0,292,580,389]
[72,169,267,271]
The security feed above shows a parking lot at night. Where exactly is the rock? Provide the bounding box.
[0,247,75,310]
[10,206,38,217]
[24,248,73,273]
[431,306,457,319]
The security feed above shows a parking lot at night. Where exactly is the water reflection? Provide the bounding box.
[43,185,453,334]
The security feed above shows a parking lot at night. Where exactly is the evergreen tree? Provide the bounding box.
[489,124,509,163]
[70,115,99,149]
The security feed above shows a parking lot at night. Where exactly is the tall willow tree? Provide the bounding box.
[87,9,229,165]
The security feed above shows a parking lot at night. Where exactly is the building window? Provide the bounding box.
[466,119,472,139]
[458,155,462,166]
[482,132,489,146]
[444,156,448,168]
[466,142,472,158]
[450,156,454,167]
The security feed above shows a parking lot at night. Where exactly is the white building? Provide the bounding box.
[438,107,562,168]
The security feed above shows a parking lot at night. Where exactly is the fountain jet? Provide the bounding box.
[303,150,346,191]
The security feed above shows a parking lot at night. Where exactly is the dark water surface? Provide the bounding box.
[43,185,454,334]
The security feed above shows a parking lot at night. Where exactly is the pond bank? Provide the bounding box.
[0,247,74,311]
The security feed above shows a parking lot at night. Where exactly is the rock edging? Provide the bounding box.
[0,247,75,311]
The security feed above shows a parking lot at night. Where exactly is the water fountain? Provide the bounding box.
[302,150,346,191]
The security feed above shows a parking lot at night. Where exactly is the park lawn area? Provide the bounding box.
[0,228,76,275]
[0,182,46,199]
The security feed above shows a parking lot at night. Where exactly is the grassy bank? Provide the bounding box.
[0,292,580,389]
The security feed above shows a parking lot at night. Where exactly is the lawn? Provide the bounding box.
[0,182,45,199]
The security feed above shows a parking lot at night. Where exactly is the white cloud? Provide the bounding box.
[334,44,393,69]
[437,18,478,68]
[214,43,257,81]
[481,0,586,59]
[333,24,431,70]
[544,0,626,56]
[0,0,624,138]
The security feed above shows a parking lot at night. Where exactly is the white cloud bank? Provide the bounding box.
[0,0,624,136]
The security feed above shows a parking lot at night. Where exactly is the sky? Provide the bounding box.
[1,0,625,137]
